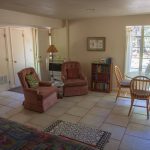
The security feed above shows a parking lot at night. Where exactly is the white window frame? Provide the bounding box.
[125,25,150,77]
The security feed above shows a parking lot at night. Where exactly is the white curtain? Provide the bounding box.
[125,26,132,76]
[32,28,41,78]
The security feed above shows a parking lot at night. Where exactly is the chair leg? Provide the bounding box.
[128,98,134,117]
[115,87,121,102]
[146,99,149,120]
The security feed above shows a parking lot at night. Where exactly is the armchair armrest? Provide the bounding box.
[24,88,47,101]
[79,72,87,81]
[24,88,41,101]
[24,88,39,94]
[39,81,52,87]
[61,75,66,82]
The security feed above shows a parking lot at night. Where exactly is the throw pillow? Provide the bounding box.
[26,74,39,88]
[67,68,79,79]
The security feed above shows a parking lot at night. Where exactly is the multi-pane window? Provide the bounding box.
[125,26,150,76]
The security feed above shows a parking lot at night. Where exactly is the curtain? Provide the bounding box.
[32,28,41,79]
[125,26,132,76]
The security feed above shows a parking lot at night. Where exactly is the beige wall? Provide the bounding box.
[51,27,68,61]
[53,14,150,89]
[0,9,63,28]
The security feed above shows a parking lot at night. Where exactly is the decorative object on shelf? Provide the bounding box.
[99,57,112,64]
[87,37,105,51]
[47,45,58,79]
[91,58,112,93]
[99,58,106,64]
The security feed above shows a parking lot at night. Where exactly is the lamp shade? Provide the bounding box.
[47,45,58,53]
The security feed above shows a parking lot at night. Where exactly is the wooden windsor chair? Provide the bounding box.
[128,76,150,119]
[114,66,131,102]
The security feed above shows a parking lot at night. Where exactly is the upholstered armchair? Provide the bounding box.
[18,67,58,112]
[61,61,88,96]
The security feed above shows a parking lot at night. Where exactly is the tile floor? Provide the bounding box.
[0,91,150,150]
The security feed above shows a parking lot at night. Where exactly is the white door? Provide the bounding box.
[10,28,26,86]
[38,28,50,81]
[0,28,9,90]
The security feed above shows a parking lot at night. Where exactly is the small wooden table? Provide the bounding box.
[52,81,64,99]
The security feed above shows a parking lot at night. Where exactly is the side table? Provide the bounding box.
[52,81,64,99]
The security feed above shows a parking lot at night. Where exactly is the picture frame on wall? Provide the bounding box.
[87,37,105,51]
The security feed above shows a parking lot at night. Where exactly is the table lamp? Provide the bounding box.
[47,45,58,79]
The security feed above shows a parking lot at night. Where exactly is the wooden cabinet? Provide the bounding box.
[91,63,112,93]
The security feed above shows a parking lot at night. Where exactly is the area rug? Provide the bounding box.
[44,120,111,150]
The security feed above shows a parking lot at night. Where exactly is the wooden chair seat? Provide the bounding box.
[132,90,150,99]
[120,79,131,87]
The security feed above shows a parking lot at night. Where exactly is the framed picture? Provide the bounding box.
[87,37,105,51]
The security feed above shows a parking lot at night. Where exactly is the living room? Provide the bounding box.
[0,1,150,150]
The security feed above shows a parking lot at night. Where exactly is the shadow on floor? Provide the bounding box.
[8,86,23,94]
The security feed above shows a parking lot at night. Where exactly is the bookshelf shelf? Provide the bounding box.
[91,62,112,93]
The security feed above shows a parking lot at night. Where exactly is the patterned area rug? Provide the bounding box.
[44,120,111,150]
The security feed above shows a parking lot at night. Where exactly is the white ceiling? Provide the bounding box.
[0,0,150,19]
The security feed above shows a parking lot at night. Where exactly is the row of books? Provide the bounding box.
[92,82,109,91]
[92,74,110,82]
[92,65,110,73]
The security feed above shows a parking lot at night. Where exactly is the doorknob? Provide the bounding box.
[14,60,17,63]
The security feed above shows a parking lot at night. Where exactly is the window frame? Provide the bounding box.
[125,25,150,77]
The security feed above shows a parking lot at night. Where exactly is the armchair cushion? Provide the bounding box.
[67,68,79,79]
[26,74,39,88]
[37,86,58,99]
[64,79,87,87]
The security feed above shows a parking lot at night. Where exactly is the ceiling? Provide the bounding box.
[0,0,150,19]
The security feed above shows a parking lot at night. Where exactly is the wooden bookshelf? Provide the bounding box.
[91,62,112,93]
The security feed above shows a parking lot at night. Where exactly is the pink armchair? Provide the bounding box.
[61,61,88,96]
[18,67,58,112]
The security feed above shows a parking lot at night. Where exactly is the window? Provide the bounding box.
[125,26,150,77]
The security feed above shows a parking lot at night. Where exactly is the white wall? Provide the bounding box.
[52,14,150,89]
[0,9,63,28]
[51,27,68,61]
